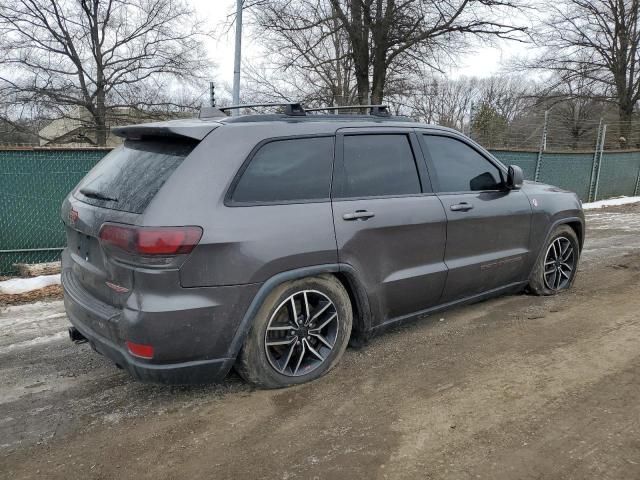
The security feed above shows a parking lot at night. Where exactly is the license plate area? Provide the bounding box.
[77,231,92,262]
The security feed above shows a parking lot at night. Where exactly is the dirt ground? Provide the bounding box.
[1,204,639,480]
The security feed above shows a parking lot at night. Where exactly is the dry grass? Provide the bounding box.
[0,284,63,307]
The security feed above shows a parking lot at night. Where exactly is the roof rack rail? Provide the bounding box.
[305,105,390,117]
[218,102,306,116]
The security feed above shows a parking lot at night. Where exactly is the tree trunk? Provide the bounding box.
[91,0,108,146]
[370,0,386,104]
[95,87,107,146]
[354,62,369,105]
[349,0,370,105]
[371,59,386,104]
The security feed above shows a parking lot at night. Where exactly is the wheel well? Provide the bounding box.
[333,272,371,345]
[566,221,584,250]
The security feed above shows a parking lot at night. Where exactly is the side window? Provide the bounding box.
[338,134,422,198]
[231,137,334,203]
[422,135,503,192]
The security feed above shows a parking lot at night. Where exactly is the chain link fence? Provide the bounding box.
[468,108,640,151]
[1,137,640,276]
[0,148,108,275]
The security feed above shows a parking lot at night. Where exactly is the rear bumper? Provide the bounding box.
[61,250,261,384]
[65,302,235,384]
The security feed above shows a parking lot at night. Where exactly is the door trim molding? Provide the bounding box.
[372,280,527,333]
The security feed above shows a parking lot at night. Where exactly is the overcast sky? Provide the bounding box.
[192,0,531,91]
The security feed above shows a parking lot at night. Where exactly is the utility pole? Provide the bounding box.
[232,0,243,115]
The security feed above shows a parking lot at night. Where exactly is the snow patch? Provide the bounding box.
[0,274,61,295]
[582,196,640,210]
[0,331,67,355]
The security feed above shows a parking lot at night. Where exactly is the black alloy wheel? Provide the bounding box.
[543,236,576,291]
[264,290,339,376]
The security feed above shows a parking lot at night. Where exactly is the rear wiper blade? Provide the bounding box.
[79,188,118,202]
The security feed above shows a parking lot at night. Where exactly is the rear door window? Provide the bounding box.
[231,136,334,203]
[335,134,422,198]
[75,139,196,214]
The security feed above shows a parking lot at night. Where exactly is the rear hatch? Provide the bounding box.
[63,138,198,307]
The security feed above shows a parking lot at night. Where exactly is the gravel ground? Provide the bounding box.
[1,204,639,480]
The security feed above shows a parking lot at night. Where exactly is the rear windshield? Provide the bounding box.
[75,139,196,214]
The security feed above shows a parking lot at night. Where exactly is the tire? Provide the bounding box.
[528,225,580,296]
[235,274,352,389]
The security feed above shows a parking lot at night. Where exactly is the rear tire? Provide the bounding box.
[528,225,580,296]
[236,275,352,389]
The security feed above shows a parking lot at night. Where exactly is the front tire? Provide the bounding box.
[236,275,352,388]
[528,225,580,295]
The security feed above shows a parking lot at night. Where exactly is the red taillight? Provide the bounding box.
[126,341,154,359]
[137,228,202,255]
[99,224,202,256]
[99,223,134,251]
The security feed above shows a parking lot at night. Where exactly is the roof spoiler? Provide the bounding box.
[112,121,218,141]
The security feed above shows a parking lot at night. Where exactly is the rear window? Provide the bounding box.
[231,136,334,203]
[75,139,196,214]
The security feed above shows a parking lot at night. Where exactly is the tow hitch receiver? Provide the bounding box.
[68,326,88,344]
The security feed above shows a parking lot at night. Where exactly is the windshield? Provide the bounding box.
[75,138,196,214]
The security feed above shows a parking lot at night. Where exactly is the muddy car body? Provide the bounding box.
[61,105,585,388]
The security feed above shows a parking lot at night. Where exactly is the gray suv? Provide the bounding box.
[61,104,584,388]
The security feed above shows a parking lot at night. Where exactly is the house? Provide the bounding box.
[39,107,193,147]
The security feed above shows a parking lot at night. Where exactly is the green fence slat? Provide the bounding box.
[0,149,105,275]
[1,147,639,275]
[596,152,640,200]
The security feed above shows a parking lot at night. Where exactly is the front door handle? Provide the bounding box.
[343,210,375,221]
[450,202,474,212]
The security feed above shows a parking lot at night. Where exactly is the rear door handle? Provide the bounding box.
[343,210,375,221]
[450,202,474,212]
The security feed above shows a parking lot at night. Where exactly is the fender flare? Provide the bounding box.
[224,263,372,360]
[528,215,585,280]
[542,216,585,251]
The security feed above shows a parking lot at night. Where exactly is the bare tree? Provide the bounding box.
[328,0,527,104]
[527,0,640,144]
[465,76,531,147]
[476,75,531,123]
[404,74,478,129]
[0,0,210,145]
[247,0,358,106]
[250,0,527,106]
[530,73,607,149]
[402,74,531,138]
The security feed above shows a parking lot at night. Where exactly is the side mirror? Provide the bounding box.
[507,165,524,190]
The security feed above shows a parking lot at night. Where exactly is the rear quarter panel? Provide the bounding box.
[142,122,340,287]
